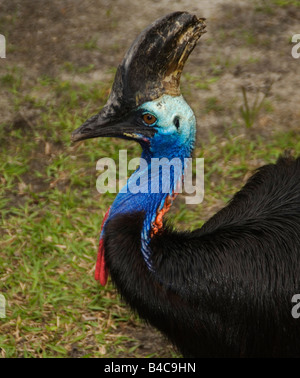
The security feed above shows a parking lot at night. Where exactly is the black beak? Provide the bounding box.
[71,114,156,142]
[72,12,206,143]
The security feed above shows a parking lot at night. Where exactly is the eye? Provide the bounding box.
[142,113,157,125]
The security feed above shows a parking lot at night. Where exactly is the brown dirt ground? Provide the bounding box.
[0,0,299,357]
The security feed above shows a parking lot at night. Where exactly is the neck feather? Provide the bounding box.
[103,150,191,270]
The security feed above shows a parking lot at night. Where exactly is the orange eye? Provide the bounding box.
[142,113,157,125]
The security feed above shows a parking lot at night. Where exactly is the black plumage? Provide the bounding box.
[104,156,300,357]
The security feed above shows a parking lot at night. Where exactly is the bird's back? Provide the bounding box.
[150,155,300,356]
[199,155,300,235]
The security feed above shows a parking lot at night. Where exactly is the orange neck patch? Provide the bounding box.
[151,192,178,236]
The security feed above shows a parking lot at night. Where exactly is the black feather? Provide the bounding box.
[104,156,300,357]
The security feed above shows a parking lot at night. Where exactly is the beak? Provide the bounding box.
[72,12,206,143]
[72,113,156,142]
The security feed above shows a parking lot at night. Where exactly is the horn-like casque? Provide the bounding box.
[72,12,206,142]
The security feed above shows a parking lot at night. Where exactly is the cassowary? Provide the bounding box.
[72,12,300,357]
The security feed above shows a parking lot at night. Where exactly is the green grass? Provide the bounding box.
[263,0,300,7]
[204,96,225,114]
[0,58,300,358]
[0,73,154,358]
[183,73,220,93]
[255,0,300,13]
[240,83,273,128]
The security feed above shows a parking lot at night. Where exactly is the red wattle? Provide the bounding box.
[95,238,108,286]
[95,207,111,286]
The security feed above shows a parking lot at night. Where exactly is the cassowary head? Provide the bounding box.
[72,12,206,159]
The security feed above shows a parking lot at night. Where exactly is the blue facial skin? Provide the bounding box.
[143,95,196,156]
[103,94,196,270]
